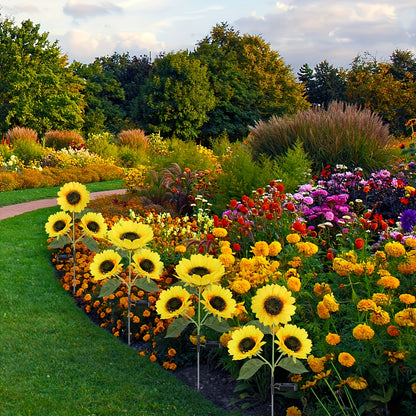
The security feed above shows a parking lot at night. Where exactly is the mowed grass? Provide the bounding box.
[0,207,227,416]
[0,179,125,207]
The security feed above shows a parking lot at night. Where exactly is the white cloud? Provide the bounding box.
[63,0,122,19]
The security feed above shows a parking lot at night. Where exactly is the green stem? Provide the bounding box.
[310,387,332,416]
[323,378,348,416]
[196,286,201,391]
[72,211,76,295]
[271,323,275,416]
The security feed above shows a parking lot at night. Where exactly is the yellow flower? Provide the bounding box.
[220,331,234,347]
[287,277,301,292]
[385,241,406,257]
[275,324,312,360]
[79,212,107,239]
[313,282,332,297]
[229,279,251,294]
[57,181,90,213]
[325,333,341,345]
[286,406,302,416]
[377,275,400,289]
[220,246,233,255]
[155,286,192,319]
[317,302,331,319]
[352,324,375,340]
[332,257,354,276]
[323,293,339,312]
[395,308,416,326]
[296,241,318,257]
[405,238,416,248]
[357,299,377,312]
[399,294,416,305]
[251,284,296,326]
[219,253,235,268]
[338,352,355,367]
[284,268,300,280]
[286,234,301,244]
[175,254,225,287]
[132,249,164,281]
[201,285,236,319]
[307,355,326,373]
[411,382,416,394]
[228,325,266,360]
[372,292,390,306]
[268,241,282,256]
[371,308,390,326]
[212,227,228,238]
[45,211,72,237]
[108,220,153,251]
[90,249,122,281]
[346,376,368,390]
[175,244,186,254]
[251,241,269,257]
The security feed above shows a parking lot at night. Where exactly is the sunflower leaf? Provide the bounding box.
[81,236,100,253]
[165,317,193,338]
[203,315,231,333]
[237,358,265,380]
[99,278,121,298]
[48,235,71,248]
[136,278,159,293]
[278,356,308,374]
[245,320,271,335]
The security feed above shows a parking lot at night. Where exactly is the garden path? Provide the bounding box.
[0,188,127,220]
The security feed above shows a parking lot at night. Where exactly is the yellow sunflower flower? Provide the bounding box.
[275,324,312,360]
[57,182,90,213]
[79,212,107,239]
[352,324,375,340]
[155,286,192,319]
[251,284,296,326]
[90,249,122,281]
[108,220,153,251]
[45,211,72,237]
[201,285,236,319]
[175,254,225,287]
[227,325,266,360]
[338,352,355,367]
[132,249,164,281]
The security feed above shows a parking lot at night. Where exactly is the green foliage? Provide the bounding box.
[249,101,395,174]
[5,126,38,143]
[43,130,85,150]
[11,138,46,165]
[117,145,149,168]
[85,132,119,160]
[274,139,313,193]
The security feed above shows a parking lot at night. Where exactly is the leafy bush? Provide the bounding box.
[5,126,38,143]
[116,129,148,149]
[249,101,395,174]
[12,139,46,166]
[44,130,85,150]
[86,132,119,160]
[117,145,149,168]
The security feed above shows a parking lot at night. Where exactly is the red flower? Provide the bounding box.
[230,200,238,209]
[286,202,295,212]
[232,243,241,252]
[266,213,274,220]
[387,325,399,337]
[326,249,335,261]
[354,238,365,249]
[363,186,370,193]
[401,197,409,205]
[206,233,214,241]
[198,246,205,253]
[276,184,285,192]
[256,188,264,195]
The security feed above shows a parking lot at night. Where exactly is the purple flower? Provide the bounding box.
[303,197,314,205]
[400,209,416,232]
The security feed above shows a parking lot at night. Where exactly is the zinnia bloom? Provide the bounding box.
[338,352,355,367]
[326,333,341,345]
[108,220,153,251]
[275,324,312,360]
[57,182,90,213]
[228,325,266,360]
[45,211,72,237]
[201,285,236,319]
[132,249,164,281]
[352,324,375,340]
[79,212,107,238]
[155,286,192,319]
[90,249,122,281]
[251,284,296,326]
[175,254,225,287]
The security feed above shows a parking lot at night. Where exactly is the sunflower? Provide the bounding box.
[79,212,107,239]
[175,254,225,287]
[251,284,296,326]
[275,324,312,360]
[155,286,192,319]
[201,285,236,319]
[57,182,90,213]
[132,249,164,281]
[90,249,122,281]
[45,211,72,237]
[227,325,266,360]
[108,220,153,251]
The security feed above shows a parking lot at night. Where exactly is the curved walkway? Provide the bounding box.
[0,188,126,220]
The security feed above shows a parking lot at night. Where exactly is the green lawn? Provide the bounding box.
[0,205,228,416]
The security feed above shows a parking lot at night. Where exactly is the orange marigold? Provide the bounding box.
[326,333,341,345]
[352,324,375,340]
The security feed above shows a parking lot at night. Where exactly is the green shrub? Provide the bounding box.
[116,129,148,149]
[85,132,119,160]
[43,130,85,150]
[5,126,38,143]
[12,139,46,166]
[117,145,149,168]
[249,101,395,174]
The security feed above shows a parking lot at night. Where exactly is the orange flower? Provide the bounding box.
[325,333,341,345]
[149,354,157,362]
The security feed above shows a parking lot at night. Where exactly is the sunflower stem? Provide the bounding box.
[271,323,275,416]
[72,211,76,295]
[127,251,132,346]
[196,286,201,391]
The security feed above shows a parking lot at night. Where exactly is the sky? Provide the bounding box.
[0,0,415,73]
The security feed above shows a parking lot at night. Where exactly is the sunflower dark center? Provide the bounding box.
[140,259,155,273]
[284,336,301,352]
[87,221,100,233]
[120,232,140,241]
[166,297,183,312]
[99,260,115,274]
[53,220,67,232]
[238,337,256,353]
[210,296,226,311]
[264,296,283,316]
[189,266,210,277]
[67,191,81,205]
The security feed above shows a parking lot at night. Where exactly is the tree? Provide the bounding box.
[193,23,309,141]
[0,17,85,135]
[140,51,215,141]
